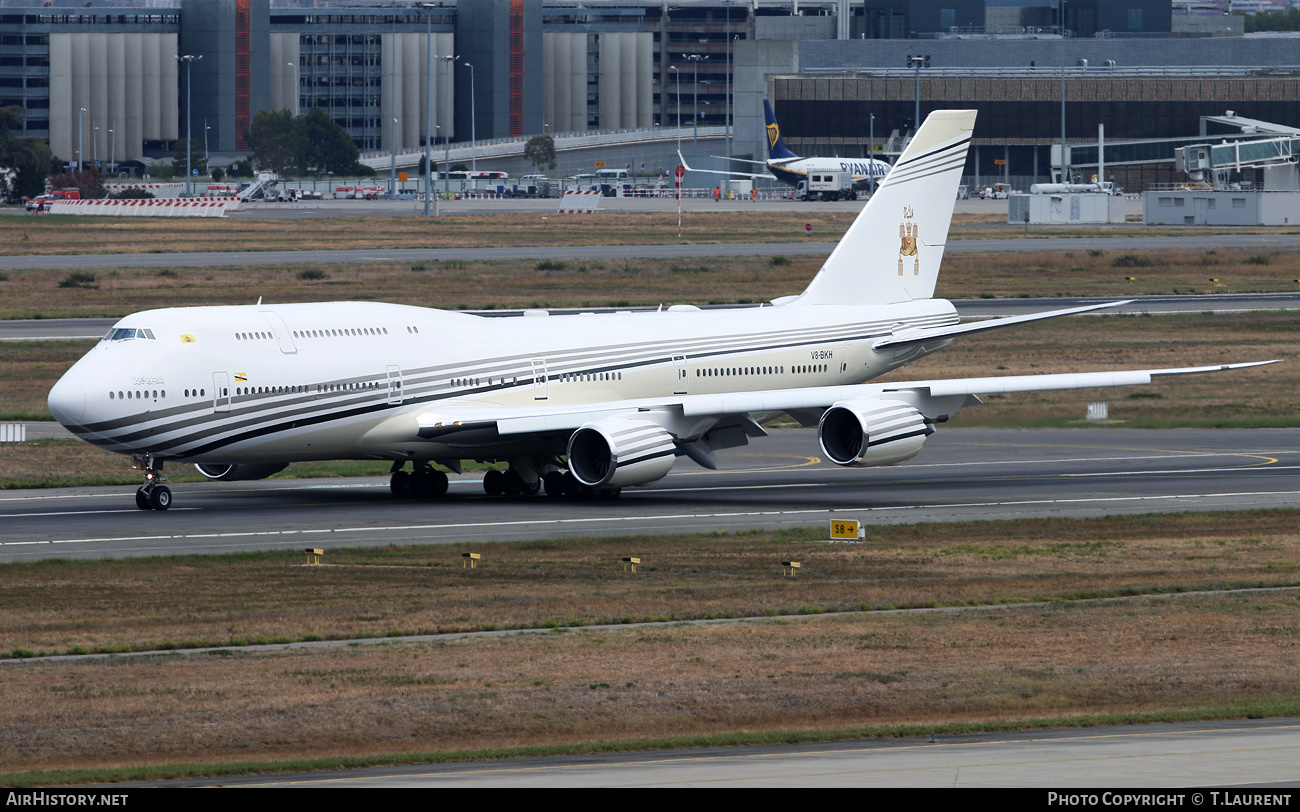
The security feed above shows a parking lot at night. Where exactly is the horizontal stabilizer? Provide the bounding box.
[872,300,1131,350]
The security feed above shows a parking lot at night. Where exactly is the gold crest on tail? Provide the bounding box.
[898,222,919,276]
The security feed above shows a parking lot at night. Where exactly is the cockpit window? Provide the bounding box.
[104,328,156,341]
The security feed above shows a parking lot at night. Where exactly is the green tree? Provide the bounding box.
[524,135,556,173]
[0,105,56,203]
[246,109,305,175]
[299,108,362,175]
[170,137,208,177]
[210,166,225,183]
[1241,9,1300,32]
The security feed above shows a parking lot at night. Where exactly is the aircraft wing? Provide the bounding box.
[678,151,775,181]
[710,155,770,167]
[412,360,1278,442]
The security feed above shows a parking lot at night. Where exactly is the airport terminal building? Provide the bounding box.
[3,0,1298,189]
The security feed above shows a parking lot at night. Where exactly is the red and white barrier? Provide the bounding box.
[558,190,601,214]
[46,198,241,217]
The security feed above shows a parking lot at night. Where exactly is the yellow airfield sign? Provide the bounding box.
[829,519,865,540]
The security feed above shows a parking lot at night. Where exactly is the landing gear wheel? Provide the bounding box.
[390,470,411,498]
[410,468,448,499]
[410,470,433,499]
[543,470,568,498]
[561,471,581,498]
[598,486,622,500]
[484,469,505,496]
[135,488,151,511]
[150,486,172,511]
[428,470,449,498]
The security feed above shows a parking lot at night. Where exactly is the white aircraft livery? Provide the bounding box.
[49,110,1274,511]
[679,99,892,187]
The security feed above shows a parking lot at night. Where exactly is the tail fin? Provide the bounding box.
[794,109,976,307]
[763,100,798,161]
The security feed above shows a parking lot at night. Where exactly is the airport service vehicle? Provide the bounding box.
[26,188,81,212]
[202,183,239,197]
[797,171,857,202]
[679,99,890,191]
[979,183,1012,200]
[48,110,1274,511]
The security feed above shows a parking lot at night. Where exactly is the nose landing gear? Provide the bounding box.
[132,453,172,511]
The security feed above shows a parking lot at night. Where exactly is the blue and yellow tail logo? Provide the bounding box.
[766,122,781,151]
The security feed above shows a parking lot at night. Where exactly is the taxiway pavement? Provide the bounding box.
[3,427,1296,562]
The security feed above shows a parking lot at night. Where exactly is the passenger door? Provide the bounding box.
[212,371,231,413]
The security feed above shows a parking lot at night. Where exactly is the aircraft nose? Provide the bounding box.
[48,373,86,425]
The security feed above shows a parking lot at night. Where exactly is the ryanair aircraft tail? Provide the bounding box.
[763,100,799,161]
[794,109,976,307]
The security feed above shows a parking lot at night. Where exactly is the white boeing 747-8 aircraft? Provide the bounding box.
[49,110,1273,511]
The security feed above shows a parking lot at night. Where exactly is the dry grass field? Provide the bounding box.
[2,246,1300,320]
[1,209,1292,257]
[6,211,857,256]
[1,511,1299,777]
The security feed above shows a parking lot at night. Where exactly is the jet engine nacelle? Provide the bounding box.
[567,417,676,488]
[817,397,931,468]
[194,463,290,481]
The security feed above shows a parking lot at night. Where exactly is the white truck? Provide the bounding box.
[797,171,857,202]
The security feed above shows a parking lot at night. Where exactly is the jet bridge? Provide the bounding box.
[1177,135,1300,191]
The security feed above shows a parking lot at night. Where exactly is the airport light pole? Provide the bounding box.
[1059,0,1069,183]
[109,128,115,175]
[437,54,456,197]
[906,54,926,136]
[419,3,436,216]
[869,113,875,195]
[176,53,202,197]
[287,62,299,115]
[668,65,681,154]
[391,117,398,193]
[723,1,732,197]
[684,53,706,155]
[77,107,85,171]
[93,124,98,169]
[464,61,475,176]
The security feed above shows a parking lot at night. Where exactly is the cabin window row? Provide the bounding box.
[235,327,392,341]
[110,389,167,400]
[559,372,623,383]
[696,366,787,377]
[292,327,389,339]
[232,380,391,396]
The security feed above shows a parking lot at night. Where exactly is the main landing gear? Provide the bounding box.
[482,459,618,500]
[389,462,449,499]
[542,469,621,500]
[482,467,541,497]
[131,453,172,511]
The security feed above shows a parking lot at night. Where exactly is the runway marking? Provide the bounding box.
[8,488,1300,548]
[2,508,199,518]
